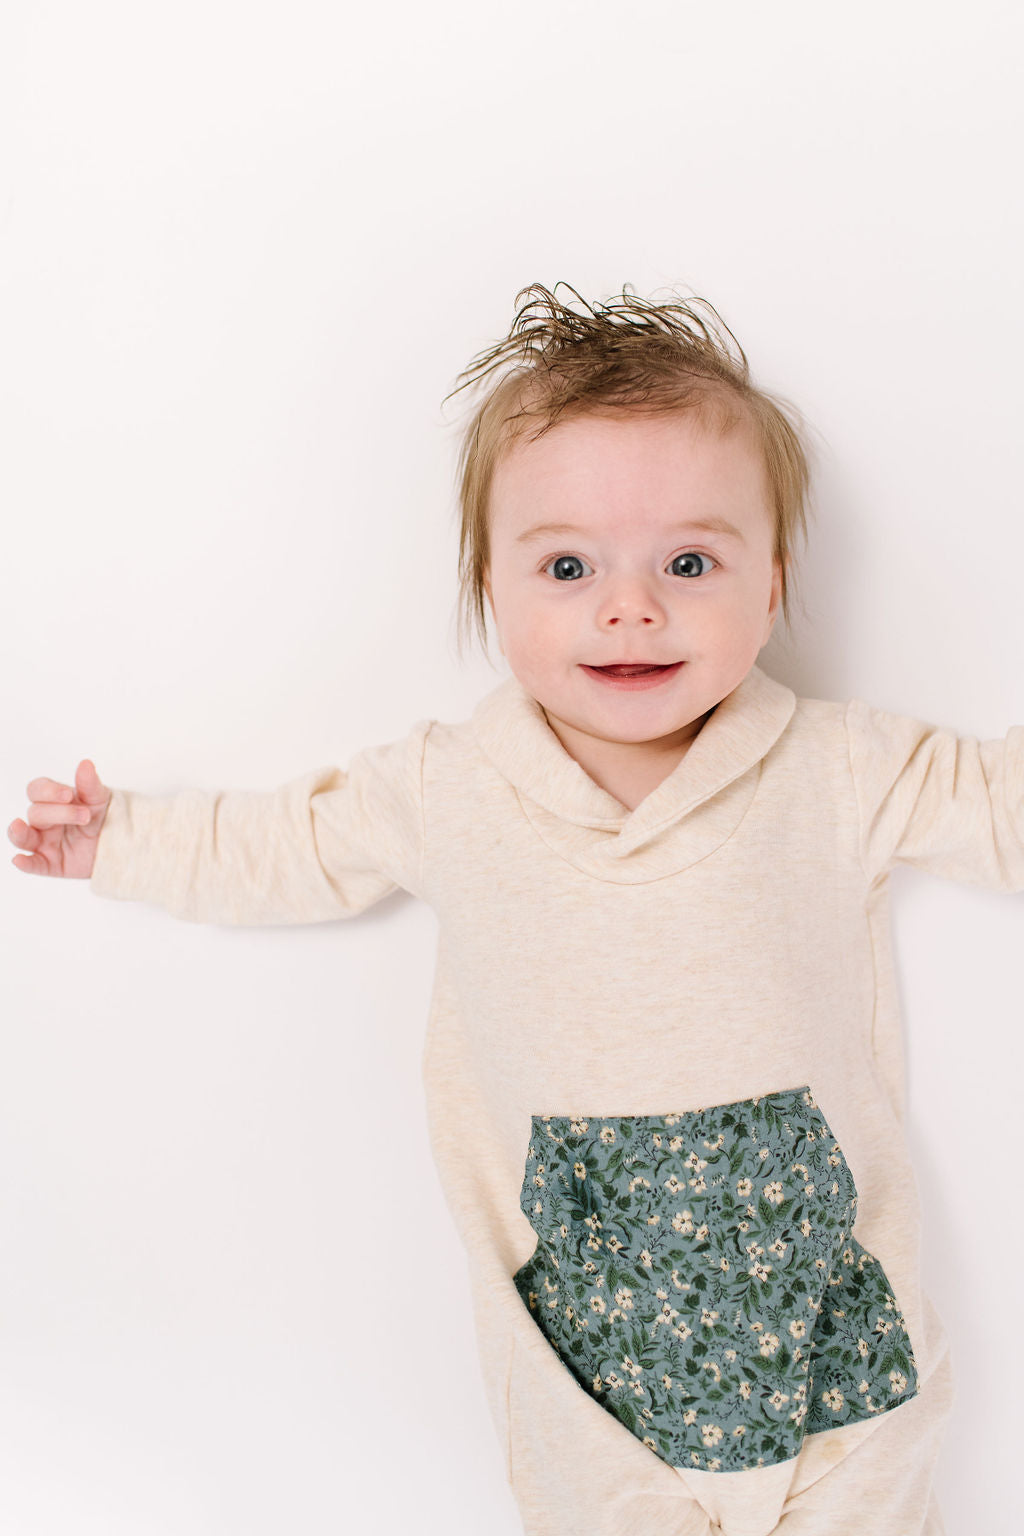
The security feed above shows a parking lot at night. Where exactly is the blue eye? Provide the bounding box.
[669,551,717,578]
[544,554,592,581]
[542,550,717,581]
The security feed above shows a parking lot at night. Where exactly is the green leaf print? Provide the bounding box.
[629,1326,649,1357]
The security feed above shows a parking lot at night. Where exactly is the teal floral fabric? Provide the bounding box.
[513,1086,919,1472]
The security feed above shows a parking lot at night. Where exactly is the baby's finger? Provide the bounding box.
[23,801,93,830]
[8,820,48,873]
[10,849,48,874]
[26,777,75,803]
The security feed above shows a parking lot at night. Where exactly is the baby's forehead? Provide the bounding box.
[491,400,765,498]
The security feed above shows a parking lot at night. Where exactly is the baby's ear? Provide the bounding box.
[764,559,784,639]
[773,556,785,605]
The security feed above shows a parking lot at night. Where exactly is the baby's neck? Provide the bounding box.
[587,744,695,812]
[545,707,715,813]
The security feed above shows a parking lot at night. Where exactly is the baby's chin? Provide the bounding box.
[540,694,712,752]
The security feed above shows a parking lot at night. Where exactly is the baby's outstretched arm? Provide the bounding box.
[845,699,1024,890]
[8,722,433,925]
[9,760,111,879]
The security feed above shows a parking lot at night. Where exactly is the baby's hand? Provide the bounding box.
[8,760,112,879]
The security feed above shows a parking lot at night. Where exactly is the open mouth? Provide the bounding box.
[582,661,684,690]
[593,664,671,676]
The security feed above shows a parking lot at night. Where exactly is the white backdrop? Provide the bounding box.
[2,3,1021,1532]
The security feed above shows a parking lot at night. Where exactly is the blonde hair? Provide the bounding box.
[442,281,814,662]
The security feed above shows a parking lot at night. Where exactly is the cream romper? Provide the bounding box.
[90,663,1024,1534]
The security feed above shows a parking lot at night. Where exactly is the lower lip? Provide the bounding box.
[581,662,684,691]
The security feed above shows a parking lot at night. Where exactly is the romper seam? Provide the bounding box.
[842,702,892,1079]
[417,718,436,899]
[842,700,872,889]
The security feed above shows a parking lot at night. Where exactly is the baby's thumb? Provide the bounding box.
[75,759,109,805]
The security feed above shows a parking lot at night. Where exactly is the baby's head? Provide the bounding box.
[443,283,813,768]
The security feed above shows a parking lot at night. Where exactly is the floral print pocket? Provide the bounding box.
[512,1085,918,1473]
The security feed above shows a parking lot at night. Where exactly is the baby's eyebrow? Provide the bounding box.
[515,518,746,544]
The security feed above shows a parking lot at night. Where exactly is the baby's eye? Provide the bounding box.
[669,551,717,578]
[544,554,593,581]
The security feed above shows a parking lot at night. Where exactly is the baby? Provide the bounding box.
[10,282,1020,1536]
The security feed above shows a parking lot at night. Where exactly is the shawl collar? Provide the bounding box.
[470,663,796,880]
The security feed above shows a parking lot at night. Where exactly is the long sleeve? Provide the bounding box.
[844,697,1024,891]
[88,718,434,924]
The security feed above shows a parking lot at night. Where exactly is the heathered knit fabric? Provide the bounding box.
[90,663,1023,1533]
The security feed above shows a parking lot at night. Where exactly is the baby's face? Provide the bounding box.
[484,408,782,771]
